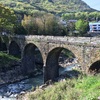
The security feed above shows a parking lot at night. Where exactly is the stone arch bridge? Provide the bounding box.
[1,35,100,82]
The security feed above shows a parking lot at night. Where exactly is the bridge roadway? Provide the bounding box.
[1,35,100,82]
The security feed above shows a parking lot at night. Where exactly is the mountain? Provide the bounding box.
[0,0,96,15]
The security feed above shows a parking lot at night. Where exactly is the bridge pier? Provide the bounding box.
[43,65,48,83]
[43,65,59,83]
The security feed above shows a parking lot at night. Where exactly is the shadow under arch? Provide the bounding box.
[44,47,77,82]
[9,41,21,58]
[89,60,100,73]
[0,37,7,51]
[21,43,43,76]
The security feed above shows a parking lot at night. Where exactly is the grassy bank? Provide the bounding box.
[0,52,20,70]
[22,74,100,100]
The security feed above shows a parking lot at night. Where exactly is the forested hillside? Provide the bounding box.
[0,0,95,15]
[0,0,98,36]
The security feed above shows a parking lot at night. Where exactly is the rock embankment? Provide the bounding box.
[0,63,43,86]
[0,65,28,85]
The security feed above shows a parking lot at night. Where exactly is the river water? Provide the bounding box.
[0,75,43,100]
[0,63,79,100]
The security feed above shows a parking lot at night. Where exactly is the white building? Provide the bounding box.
[58,19,67,27]
[89,22,100,33]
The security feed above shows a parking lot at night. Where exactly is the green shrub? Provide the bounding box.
[25,75,100,100]
[0,52,20,70]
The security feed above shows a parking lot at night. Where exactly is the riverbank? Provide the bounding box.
[0,52,23,85]
[0,52,43,86]
[19,74,100,100]
[0,52,44,99]
[0,75,43,100]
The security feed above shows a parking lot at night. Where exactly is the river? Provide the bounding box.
[0,63,79,100]
[0,75,43,100]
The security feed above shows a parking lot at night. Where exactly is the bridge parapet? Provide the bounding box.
[8,35,100,47]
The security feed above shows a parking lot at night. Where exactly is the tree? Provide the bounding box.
[45,14,59,35]
[14,24,27,35]
[22,15,39,35]
[0,4,17,34]
[22,12,65,36]
[37,13,61,35]
[35,13,67,36]
[67,22,75,36]
[75,19,89,36]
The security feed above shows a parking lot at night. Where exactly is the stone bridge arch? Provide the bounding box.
[44,44,82,82]
[87,48,100,73]
[9,41,21,58]
[82,46,100,73]
[21,43,44,75]
[0,37,7,51]
[45,43,84,65]
[89,60,100,73]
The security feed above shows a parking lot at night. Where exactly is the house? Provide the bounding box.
[89,22,100,33]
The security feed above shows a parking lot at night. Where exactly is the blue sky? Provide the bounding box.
[82,0,100,11]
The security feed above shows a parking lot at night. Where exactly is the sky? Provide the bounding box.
[82,0,100,11]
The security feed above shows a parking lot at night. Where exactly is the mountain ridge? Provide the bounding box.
[0,0,97,15]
